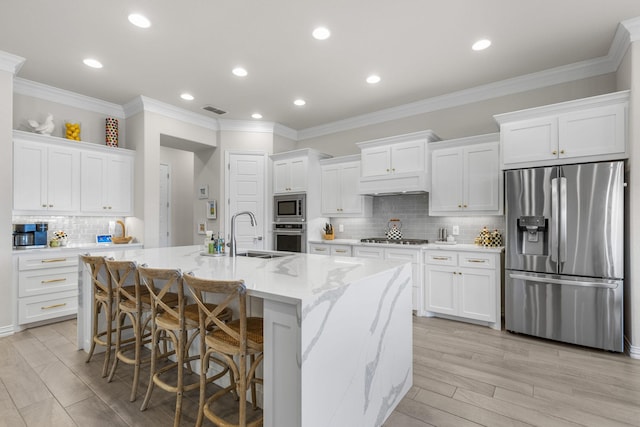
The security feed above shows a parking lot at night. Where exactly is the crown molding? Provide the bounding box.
[297,21,635,141]
[125,95,219,131]
[0,50,25,75]
[218,119,275,133]
[14,78,125,118]
[621,16,640,43]
[273,123,298,140]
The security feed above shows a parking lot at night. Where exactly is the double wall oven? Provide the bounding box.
[273,193,306,253]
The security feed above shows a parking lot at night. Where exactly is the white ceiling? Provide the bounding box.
[2,1,640,133]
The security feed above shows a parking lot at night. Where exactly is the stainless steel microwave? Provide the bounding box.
[274,194,306,222]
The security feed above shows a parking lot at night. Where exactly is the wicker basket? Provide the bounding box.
[323,234,335,240]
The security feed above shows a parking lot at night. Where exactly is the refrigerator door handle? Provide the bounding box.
[559,177,567,263]
[551,177,559,263]
[508,273,619,289]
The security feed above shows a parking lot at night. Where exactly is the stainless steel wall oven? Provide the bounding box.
[273,223,306,253]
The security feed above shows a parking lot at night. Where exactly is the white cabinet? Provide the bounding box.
[16,252,79,325]
[430,135,502,216]
[320,155,372,217]
[308,242,352,257]
[356,131,440,195]
[12,130,135,216]
[495,91,629,169]
[423,249,501,330]
[81,151,134,215]
[13,138,80,213]
[273,156,308,193]
[354,245,423,311]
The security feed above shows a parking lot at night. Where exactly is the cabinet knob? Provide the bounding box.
[108,206,112,210]
[552,150,557,155]
[42,204,47,208]
[463,204,467,208]
[560,149,565,154]
[49,204,53,208]
[386,169,390,172]
[392,168,395,172]
[458,204,462,208]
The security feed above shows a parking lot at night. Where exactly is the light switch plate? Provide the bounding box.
[452,225,459,236]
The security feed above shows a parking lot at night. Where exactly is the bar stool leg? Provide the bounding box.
[86,299,100,363]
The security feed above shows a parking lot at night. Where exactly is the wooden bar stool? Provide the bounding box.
[80,254,119,378]
[138,266,232,427]
[104,259,179,402]
[183,273,264,427]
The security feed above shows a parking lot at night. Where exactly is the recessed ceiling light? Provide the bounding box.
[180,93,194,101]
[252,113,263,119]
[128,13,151,28]
[366,75,381,84]
[232,67,248,77]
[472,39,491,51]
[312,26,331,40]
[294,99,306,106]
[83,58,103,69]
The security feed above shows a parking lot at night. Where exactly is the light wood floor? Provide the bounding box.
[1,317,639,427]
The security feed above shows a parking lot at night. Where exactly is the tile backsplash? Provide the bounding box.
[330,194,505,244]
[12,216,126,244]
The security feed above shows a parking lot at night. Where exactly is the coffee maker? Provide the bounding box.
[13,223,48,249]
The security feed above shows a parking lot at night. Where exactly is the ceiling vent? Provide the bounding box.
[202,105,227,115]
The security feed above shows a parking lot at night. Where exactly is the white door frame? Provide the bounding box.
[224,150,270,249]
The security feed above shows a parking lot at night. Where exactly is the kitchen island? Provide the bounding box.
[77,245,413,427]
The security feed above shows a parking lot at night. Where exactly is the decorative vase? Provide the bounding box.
[106,117,118,147]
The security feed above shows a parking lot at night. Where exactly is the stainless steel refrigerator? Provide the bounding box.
[504,161,624,352]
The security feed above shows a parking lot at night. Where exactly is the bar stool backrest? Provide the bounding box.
[80,254,112,298]
[138,266,185,327]
[105,259,140,308]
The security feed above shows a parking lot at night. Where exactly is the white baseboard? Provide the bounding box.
[0,324,16,338]
[625,336,640,359]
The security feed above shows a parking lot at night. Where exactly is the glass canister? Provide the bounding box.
[65,121,81,141]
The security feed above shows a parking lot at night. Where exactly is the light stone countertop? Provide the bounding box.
[308,239,504,253]
[13,242,143,255]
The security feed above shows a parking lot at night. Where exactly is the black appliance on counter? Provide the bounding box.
[13,223,48,249]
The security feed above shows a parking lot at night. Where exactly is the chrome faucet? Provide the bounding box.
[229,211,257,257]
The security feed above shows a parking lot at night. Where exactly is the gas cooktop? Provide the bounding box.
[360,238,429,245]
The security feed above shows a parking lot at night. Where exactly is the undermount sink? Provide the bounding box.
[236,250,293,259]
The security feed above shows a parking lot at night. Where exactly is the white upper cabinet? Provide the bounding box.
[495,91,629,169]
[13,137,80,213]
[273,156,308,193]
[271,149,331,195]
[81,151,134,215]
[356,130,440,195]
[12,130,135,216]
[430,135,502,216]
[320,155,372,217]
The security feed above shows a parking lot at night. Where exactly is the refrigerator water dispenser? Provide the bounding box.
[517,216,547,255]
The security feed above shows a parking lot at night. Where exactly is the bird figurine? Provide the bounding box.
[27,113,55,135]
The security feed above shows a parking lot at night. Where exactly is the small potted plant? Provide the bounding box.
[51,230,68,247]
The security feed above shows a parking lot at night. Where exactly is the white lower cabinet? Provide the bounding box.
[423,249,501,330]
[354,246,422,311]
[16,253,79,325]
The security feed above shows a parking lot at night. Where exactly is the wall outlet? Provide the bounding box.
[339,224,344,233]
[452,225,459,236]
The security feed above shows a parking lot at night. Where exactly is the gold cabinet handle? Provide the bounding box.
[463,204,467,208]
[335,249,347,253]
[41,204,47,208]
[41,278,67,284]
[315,248,327,252]
[433,256,450,261]
[560,149,565,154]
[468,259,487,263]
[41,303,67,310]
[386,168,390,172]
[458,204,462,208]
[552,150,557,155]
[41,258,67,263]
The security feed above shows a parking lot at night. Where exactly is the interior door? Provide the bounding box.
[159,163,170,247]
[227,152,266,250]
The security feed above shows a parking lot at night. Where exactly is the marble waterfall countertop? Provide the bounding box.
[78,245,413,427]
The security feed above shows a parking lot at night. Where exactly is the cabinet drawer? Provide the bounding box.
[458,252,496,269]
[424,251,457,266]
[353,246,384,259]
[330,245,352,257]
[19,266,78,298]
[18,290,78,325]
[385,248,420,263]
[309,244,331,255]
[19,254,78,271]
